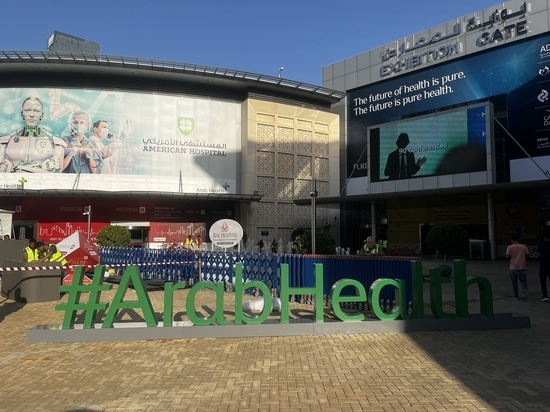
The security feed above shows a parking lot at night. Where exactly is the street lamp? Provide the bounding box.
[278,67,284,78]
[83,205,92,240]
[310,179,317,255]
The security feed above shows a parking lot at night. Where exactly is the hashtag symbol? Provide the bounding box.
[55,266,112,329]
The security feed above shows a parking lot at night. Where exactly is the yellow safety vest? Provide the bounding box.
[48,245,67,266]
[24,246,40,262]
[363,244,380,254]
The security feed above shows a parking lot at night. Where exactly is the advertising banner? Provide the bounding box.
[149,222,206,243]
[0,88,239,194]
[347,33,550,194]
[38,221,108,243]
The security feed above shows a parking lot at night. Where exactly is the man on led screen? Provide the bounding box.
[384,133,427,180]
[0,96,67,173]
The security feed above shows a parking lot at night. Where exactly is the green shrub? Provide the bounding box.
[425,224,467,262]
[96,225,131,247]
[290,231,335,254]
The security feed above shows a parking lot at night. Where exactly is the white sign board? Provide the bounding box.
[208,219,243,248]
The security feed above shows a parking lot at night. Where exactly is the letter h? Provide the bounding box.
[279,263,325,323]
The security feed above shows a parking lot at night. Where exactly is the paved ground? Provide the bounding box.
[1,257,549,411]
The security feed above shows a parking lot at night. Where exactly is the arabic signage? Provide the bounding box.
[380,2,530,77]
[0,88,239,194]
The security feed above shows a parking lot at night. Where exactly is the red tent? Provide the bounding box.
[56,231,100,284]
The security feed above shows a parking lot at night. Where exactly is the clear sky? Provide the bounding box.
[0,0,502,85]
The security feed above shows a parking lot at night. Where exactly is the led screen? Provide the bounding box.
[370,104,488,182]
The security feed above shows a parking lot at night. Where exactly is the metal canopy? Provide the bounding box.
[293,180,550,206]
[0,189,263,202]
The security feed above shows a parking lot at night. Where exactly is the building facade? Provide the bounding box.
[0,53,343,247]
[47,31,100,55]
[323,0,550,257]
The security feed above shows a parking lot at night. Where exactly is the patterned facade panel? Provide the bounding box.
[317,207,329,226]
[256,202,274,225]
[246,99,340,251]
[317,180,329,197]
[296,155,312,179]
[277,152,294,176]
[277,127,294,152]
[295,129,313,154]
[277,202,294,225]
[296,205,311,225]
[295,178,312,199]
[314,157,329,179]
[314,131,329,157]
[257,176,275,199]
[257,123,275,150]
[256,151,275,174]
[277,178,294,200]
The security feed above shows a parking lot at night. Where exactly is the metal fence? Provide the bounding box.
[98,247,417,306]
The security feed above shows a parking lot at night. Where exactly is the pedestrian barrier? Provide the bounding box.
[0,265,62,271]
[97,248,417,309]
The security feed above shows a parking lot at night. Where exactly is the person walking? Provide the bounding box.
[505,233,530,300]
[537,227,550,302]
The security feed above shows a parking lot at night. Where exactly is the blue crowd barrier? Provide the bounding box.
[98,248,417,305]
[302,255,415,306]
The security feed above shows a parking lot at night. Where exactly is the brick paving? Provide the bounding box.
[1,258,549,411]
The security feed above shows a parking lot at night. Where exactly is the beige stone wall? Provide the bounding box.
[240,99,340,248]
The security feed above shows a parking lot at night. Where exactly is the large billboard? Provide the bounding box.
[369,104,489,182]
[347,32,550,195]
[0,88,240,193]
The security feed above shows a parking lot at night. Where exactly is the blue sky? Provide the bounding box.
[0,0,501,85]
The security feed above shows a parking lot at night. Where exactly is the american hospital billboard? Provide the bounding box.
[0,88,240,194]
[346,1,550,195]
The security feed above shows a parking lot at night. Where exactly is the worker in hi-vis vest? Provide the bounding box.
[36,241,67,269]
[23,238,40,262]
[363,236,384,255]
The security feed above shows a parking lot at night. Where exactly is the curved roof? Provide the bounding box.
[0,51,346,107]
